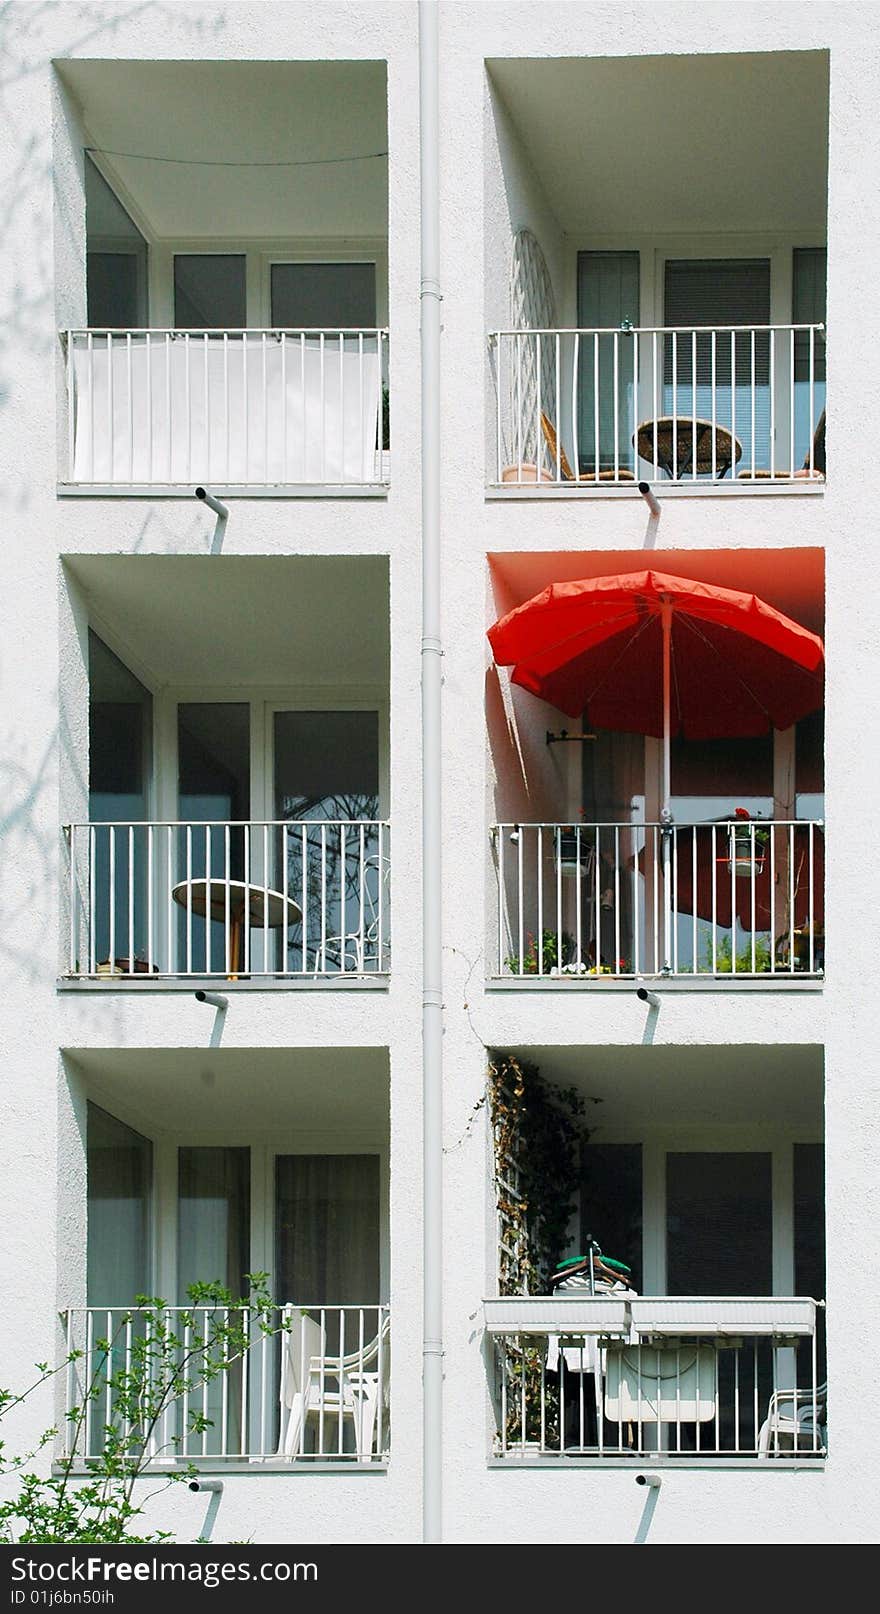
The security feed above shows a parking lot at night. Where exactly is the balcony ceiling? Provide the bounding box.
[70,1047,389,1135]
[58,60,388,239]
[66,554,389,689]
[488,51,828,235]
[504,1044,823,1131]
[488,548,824,637]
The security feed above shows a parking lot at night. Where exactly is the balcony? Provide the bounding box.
[61,1303,390,1467]
[484,1295,824,1462]
[62,327,389,492]
[489,324,825,491]
[491,819,824,982]
[64,818,391,982]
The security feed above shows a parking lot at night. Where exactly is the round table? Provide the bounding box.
[635,416,742,479]
[171,877,301,978]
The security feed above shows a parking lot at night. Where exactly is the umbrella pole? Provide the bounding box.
[661,601,673,973]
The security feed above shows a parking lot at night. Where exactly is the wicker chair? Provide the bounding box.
[540,411,635,483]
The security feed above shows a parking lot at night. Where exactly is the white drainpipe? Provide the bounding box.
[419,0,443,1546]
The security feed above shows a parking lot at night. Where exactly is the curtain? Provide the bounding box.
[87,1103,152,1307]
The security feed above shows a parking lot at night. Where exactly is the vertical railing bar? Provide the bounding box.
[182,1319,191,1458]
[203,332,210,481]
[243,822,251,975]
[126,332,133,481]
[320,824,327,970]
[769,328,776,478]
[242,332,249,484]
[66,330,76,480]
[108,825,116,971]
[515,334,522,477]
[339,823,348,972]
[204,824,212,975]
[262,333,268,487]
[789,328,795,477]
[224,824,231,977]
[185,825,192,974]
[647,331,658,478]
[711,329,717,479]
[571,331,581,481]
[106,333,114,483]
[750,329,756,477]
[300,333,307,481]
[147,824,154,972]
[319,332,327,483]
[223,332,229,480]
[358,823,366,972]
[592,331,599,480]
[536,827,543,973]
[262,823,269,976]
[87,331,95,482]
[165,332,172,483]
[301,823,308,974]
[808,326,816,474]
[611,331,619,478]
[127,824,134,972]
[281,332,288,483]
[517,827,524,973]
[691,329,697,481]
[730,330,736,478]
[498,826,505,974]
[69,825,77,974]
[671,336,678,478]
[184,332,191,484]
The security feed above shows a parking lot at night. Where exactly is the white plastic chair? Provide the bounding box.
[314,850,391,976]
[757,1380,827,1457]
[278,1308,390,1459]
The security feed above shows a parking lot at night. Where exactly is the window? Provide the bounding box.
[88,633,153,967]
[576,252,640,471]
[173,255,247,328]
[667,1152,772,1295]
[87,1104,152,1306]
[270,262,376,329]
[177,1147,251,1300]
[664,258,771,469]
[793,248,827,470]
[85,156,148,327]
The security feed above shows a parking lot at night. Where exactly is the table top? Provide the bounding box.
[171,877,300,928]
[635,416,742,477]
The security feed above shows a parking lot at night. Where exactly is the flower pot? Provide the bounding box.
[726,829,767,877]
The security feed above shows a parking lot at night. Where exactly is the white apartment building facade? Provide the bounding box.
[0,0,878,1546]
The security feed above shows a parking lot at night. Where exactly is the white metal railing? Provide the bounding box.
[486,1295,824,1460]
[61,1304,390,1465]
[64,819,391,978]
[492,820,824,979]
[488,325,825,486]
[62,328,389,486]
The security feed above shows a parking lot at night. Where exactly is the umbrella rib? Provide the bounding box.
[578,611,657,708]
[674,613,820,726]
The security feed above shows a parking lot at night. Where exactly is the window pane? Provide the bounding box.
[792,248,827,471]
[174,255,246,328]
[177,1147,251,1299]
[579,1144,642,1290]
[274,710,378,822]
[87,1103,152,1306]
[89,633,152,967]
[666,1152,772,1295]
[576,251,640,471]
[85,155,147,325]
[176,704,250,971]
[270,262,376,329]
[275,1154,380,1354]
[663,259,771,470]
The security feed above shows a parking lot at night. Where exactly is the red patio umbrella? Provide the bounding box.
[650,817,825,932]
[488,570,824,968]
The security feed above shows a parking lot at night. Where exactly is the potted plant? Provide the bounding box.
[726,807,770,878]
